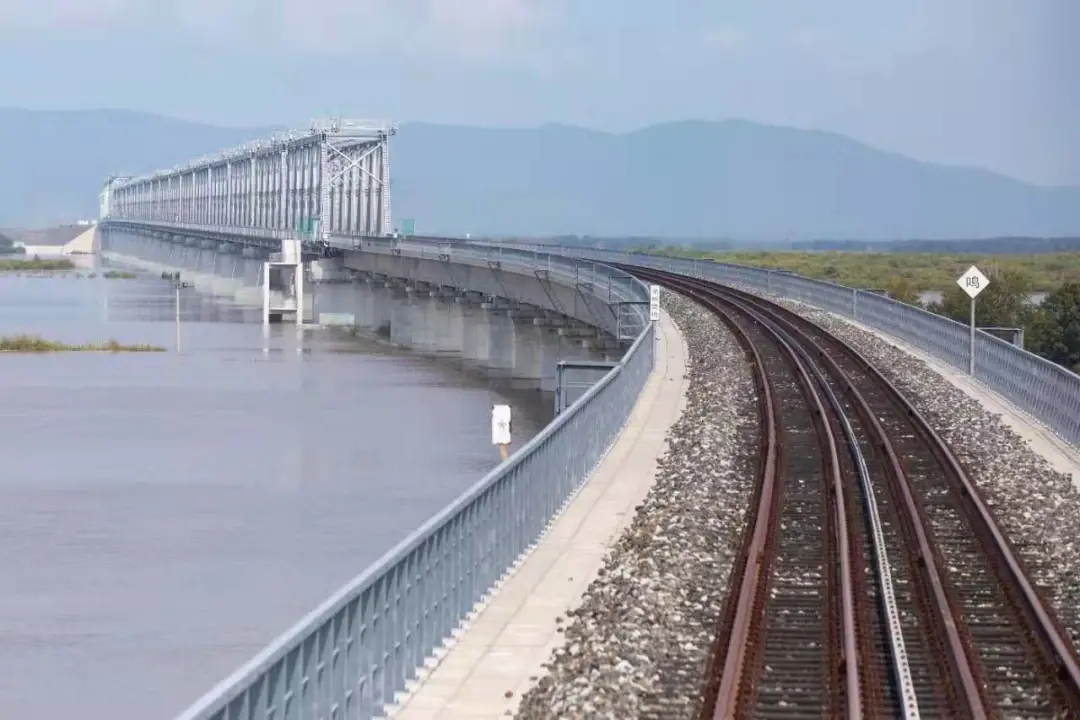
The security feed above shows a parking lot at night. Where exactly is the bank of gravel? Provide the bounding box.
[758,291,1080,648]
[515,293,757,720]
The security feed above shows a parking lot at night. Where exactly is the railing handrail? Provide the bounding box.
[574,247,1080,386]
[176,327,650,719]
[135,227,654,719]
[556,245,1080,450]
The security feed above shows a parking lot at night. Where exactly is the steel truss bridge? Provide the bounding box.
[101,118,395,247]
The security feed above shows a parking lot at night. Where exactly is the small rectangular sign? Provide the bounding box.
[318,313,355,327]
[491,405,512,445]
[649,284,661,322]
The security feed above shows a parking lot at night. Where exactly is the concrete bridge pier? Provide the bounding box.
[211,244,241,296]
[509,322,546,389]
[198,241,217,276]
[362,279,396,334]
[462,307,494,369]
[486,313,517,379]
[431,298,465,356]
[394,289,435,354]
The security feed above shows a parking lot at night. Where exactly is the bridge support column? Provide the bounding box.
[509,322,545,389]
[537,328,563,392]
[487,313,515,378]
[462,307,493,368]
[434,301,464,355]
[263,238,305,325]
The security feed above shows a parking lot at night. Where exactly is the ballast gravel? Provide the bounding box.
[758,292,1080,649]
[515,292,757,720]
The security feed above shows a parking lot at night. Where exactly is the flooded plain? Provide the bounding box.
[0,267,547,718]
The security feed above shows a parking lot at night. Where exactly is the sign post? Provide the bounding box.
[649,284,661,322]
[956,265,990,376]
[491,404,512,461]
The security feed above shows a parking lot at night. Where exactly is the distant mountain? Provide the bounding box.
[0,108,276,228]
[2,109,1079,239]
[391,121,1080,239]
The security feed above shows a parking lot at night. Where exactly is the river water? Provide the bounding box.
[0,269,547,718]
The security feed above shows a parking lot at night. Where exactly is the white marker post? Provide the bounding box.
[649,284,661,322]
[957,265,990,375]
[174,279,192,353]
[492,404,512,461]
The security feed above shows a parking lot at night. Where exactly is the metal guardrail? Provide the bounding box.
[348,236,649,340]
[101,218,1079,451]
[542,246,1080,451]
[175,249,654,720]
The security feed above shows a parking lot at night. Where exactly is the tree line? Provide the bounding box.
[885,272,1080,374]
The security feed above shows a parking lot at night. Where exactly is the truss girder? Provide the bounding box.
[101,120,397,238]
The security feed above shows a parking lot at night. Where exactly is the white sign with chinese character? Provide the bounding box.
[957,265,990,299]
[491,405,512,446]
[649,284,661,321]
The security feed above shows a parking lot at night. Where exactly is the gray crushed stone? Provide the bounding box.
[515,292,757,720]
[758,292,1080,649]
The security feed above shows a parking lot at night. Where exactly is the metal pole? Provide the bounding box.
[969,297,976,375]
[175,283,182,353]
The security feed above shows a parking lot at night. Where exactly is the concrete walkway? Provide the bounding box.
[388,311,689,719]
[843,316,1080,481]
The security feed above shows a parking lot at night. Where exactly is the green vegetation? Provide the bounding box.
[648,248,1080,293]
[926,273,1080,374]
[1026,284,1080,373]
[102,270,137,279]
[0,257,76,271]
[649,246,1080,375]
[0,335,166,353]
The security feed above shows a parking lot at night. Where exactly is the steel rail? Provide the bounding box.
[643,273,861,719]
[634,267,994,717]
[724,289,923,720]
[714,281,1080,711]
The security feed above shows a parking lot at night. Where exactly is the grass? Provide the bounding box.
[0,257,76,272]
[656,249,1080,292]
[102,270,137,279]
[0,334,166,353]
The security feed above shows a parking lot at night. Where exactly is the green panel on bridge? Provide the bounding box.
[296,217,317,238]
[401,218,415,236]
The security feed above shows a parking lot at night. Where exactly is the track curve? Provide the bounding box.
[621,266,1080,720]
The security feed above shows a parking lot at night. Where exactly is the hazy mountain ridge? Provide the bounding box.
[1,109,1078,239]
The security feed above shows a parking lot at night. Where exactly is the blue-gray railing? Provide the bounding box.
[176,254,654,720]
[538,245,1080,451]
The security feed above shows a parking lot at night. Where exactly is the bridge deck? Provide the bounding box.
[386,311,688,719]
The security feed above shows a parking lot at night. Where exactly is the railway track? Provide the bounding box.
[621,266,1080,719]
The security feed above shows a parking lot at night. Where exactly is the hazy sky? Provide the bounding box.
[1,0,1076,185]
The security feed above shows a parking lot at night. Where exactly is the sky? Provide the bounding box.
[1,0,1077,186]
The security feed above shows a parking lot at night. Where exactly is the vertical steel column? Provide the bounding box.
[226,163,232,226]
[380,133,391,236]
[248,159,256,228]
[279,150,288,232]
[348,149,359,234]
[318,137,330,239]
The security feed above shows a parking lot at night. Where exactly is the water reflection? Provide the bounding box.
[0,266,546,718]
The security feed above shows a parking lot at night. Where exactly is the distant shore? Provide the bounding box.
[0,257,76,271]
[0,334,165,353]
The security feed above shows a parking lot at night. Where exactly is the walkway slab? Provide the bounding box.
[839,315,1080,482]
[387,311,689,719]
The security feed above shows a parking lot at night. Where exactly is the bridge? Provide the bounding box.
[95,121,1080,718]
